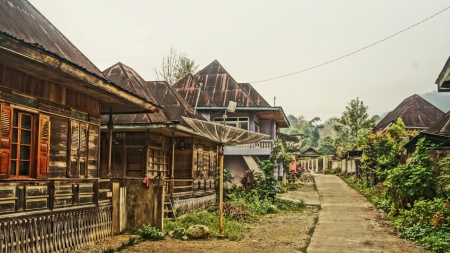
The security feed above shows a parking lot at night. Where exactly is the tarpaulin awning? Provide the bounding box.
[182,116,270,145]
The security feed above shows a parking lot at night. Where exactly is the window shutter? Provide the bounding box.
[37,114,50,179]
[0,104,12,179]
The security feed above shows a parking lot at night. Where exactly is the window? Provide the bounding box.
[11,111,33,177]
[0,104,50,179]
[147,147,167,178]
[69,120,87,178]
[213,117,249,130]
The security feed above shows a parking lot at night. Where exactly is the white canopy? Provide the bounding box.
[182,116,270,145]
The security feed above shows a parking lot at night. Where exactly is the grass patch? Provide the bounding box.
[165,210,247,240]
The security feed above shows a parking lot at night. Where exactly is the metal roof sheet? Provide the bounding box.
[375,94,444,130]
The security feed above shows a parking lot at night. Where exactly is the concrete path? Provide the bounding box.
[307,173,427,253]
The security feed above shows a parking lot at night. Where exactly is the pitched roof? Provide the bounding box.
[426,110,450,135]
[173,60,289,127]
[172,74,215,107]
[238,83,271,107]
[0,0,103,78]
[0,0,159,114]
[146,80,206,124]
[375,94,444,130]
[436,56,450,92]
[102,62,168,124]
[183,60,259,107]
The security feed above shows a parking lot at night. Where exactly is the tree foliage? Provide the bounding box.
[154,47,199,85]
[356,118,411,182]
[339,97,379,140]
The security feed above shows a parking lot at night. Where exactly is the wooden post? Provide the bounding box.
[218,145,224,237]
[171,133,175,202]
[107,108,113,178]
[111,181,119,235]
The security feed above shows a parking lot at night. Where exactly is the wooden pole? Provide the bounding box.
[219,145,224,237]
[107,107,113,178]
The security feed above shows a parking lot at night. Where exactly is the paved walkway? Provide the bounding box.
[307,173,427,253]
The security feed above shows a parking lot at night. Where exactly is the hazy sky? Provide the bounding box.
[29,0,450,121]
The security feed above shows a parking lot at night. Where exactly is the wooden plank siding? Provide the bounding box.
[0,64,99,115]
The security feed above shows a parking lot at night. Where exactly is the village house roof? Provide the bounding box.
[426,110,450,135]
[145,80,206,124]
[436,56,450,92]
[102,62,206,128]
[0,0,159,114]
[173,60,289,127]
[102,62,169,124]
[375,94,444,131]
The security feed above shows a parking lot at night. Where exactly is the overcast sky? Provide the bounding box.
[29,0,450,121]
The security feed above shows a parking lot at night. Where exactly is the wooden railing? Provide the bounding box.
[0,178,111,215]
[0,178,112,252]
[164,178,216,201]
[225,140,274,150]
[0,204,112,253]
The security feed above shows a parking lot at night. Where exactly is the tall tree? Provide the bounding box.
[154,47,199,85]
[339,97,378,140]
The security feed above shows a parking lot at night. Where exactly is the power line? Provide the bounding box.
[251,6,450,83]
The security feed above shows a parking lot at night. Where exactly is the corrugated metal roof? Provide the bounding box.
[238,83,271,107]
[173,60,289,128]
[0,0,104,78]
[375,94,444,130]
[146,80,206,125]
[102,62,168,124]
[427,110,450,135]
[173,74,215,107]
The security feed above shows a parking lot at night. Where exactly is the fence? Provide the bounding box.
[0,204,111,253]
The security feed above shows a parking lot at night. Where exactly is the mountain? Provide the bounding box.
[421,90,450,112]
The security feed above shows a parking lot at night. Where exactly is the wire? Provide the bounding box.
[251,6,450,83]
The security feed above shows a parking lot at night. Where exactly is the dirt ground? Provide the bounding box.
[80,182,320,253]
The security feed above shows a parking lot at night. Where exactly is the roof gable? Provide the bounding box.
[427,110,450,135]
[193,60,258,107]
[0,0,104,78]
[102,62,168,124]
[375,94,444,130]
[146,80,206,124]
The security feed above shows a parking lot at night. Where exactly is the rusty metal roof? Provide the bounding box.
[0,0,103,78]
[0,0,159,114]
[146,80,206,125]
[173,60,259,107]
[174,60,289,128]
[173,74,216,107]
[375,94,444,130]
[102,62,168,124]
[238,83,271,107]
[426,110,450,135]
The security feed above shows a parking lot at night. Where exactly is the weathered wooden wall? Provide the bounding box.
[0,63,100,115]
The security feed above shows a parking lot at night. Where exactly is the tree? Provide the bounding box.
[339,97,378,140]
[154,47,199,85]
[356,118,410,182]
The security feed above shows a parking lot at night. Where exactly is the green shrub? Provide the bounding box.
[134,224,165,241]
[395,198,450,252]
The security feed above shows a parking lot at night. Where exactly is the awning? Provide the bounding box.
[182,117,270,145]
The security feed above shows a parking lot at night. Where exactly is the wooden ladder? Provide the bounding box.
[164,195,177,220]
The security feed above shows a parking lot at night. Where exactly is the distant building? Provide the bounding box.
[173,60,290,182]
[374,94,444,131]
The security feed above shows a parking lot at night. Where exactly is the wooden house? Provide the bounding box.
[374,94,444,131]
[0,1,159,252]
[173,60,289,182]
[101,63,219,225]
